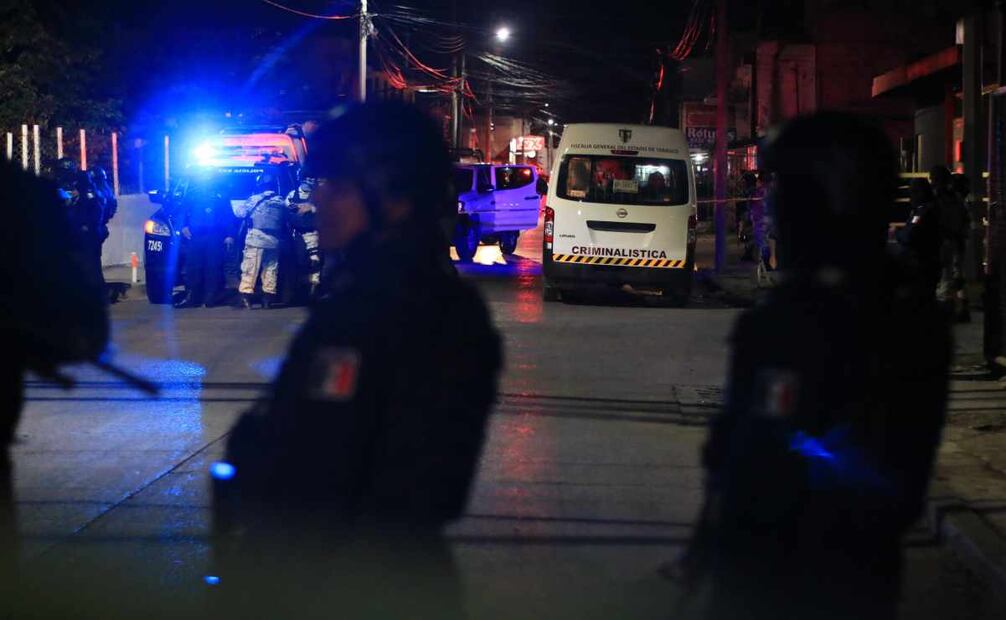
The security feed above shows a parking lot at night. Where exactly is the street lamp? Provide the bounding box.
[547,118,555,127]
[487,25,511,163]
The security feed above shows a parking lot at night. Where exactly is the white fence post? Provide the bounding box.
[112,131,120,196]
[56,126,64,160]
[21,125,28,170]
[80,129,87,170]
[32,125,40,175]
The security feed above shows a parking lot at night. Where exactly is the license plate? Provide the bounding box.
[147,239,164,253]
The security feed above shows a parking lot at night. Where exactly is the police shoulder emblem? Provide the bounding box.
[312,347,361,401]
[758,369,799,418]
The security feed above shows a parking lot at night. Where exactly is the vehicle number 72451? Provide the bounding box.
[147,239,164,253]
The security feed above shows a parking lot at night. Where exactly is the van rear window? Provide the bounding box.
[557,155,688,205]
[495,166,535,190]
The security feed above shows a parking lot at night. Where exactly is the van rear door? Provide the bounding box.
[491,165,540,232]
[552,154,691,264]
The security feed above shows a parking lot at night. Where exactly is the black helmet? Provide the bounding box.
[255,170,277,193]
[304,101,452,229]
[951,173,971,197]
[759,112,897,272]
[56,157,78,172]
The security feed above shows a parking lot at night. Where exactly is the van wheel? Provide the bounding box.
[543,282,561,302]
[453,221,479,263]
[499,231,519,255]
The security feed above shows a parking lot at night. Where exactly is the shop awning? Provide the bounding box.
[872,47,961,98]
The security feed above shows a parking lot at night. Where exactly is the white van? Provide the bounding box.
[453,163,542,261]
[543,123,697,302]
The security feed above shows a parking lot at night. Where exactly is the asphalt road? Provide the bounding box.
[10,233,1005,618]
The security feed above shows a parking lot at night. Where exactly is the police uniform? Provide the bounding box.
[233,190,286,296]
[1,161,108,600]
[933,189,970,313]
[900,200,941,296]
[182,188,236,306]
[212,229,500,617]
[64,171,106,288]
[700,256,950,620]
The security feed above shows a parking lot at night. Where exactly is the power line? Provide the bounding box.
[258,0,357,20]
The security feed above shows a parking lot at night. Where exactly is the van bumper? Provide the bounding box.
[543,246,695,294]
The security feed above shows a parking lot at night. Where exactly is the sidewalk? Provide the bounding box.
[692,229,764,306]
[694,229,1006,589]
[103,265,145,302]
[933,314,1006,589]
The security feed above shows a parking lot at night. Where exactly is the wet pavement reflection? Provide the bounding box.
[9,229,987,619]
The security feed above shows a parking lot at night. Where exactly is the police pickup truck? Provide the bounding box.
[143,132,303,304]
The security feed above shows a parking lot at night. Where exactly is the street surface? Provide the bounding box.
[11,229,1005,618]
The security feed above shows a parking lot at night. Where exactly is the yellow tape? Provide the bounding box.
[552,254,688,269]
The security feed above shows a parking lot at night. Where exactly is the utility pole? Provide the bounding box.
[358,0,368,102]
[452,53,466,149]
[450,0,462,149]
[487,80,494,163]
[987,1,1006,367]
[713,0,729,272]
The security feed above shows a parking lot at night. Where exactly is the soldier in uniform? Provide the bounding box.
[233,170,287,309]
[678,113,950,620]
[285,172,322,300]
[1,160,109,602]
[211,102,501,619]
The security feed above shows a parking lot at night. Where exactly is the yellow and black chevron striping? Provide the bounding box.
[552,254,688,269]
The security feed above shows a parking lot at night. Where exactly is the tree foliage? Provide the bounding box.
[0,0,121,131]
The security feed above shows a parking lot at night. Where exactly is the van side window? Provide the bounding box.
[495,166,535,190]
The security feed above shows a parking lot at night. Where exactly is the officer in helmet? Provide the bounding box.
[211,102,501,618]
[677,113,950,620]
[233,169,288,308]
[53,158,105,290]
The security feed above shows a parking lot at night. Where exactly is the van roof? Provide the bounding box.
[558,123,689,158]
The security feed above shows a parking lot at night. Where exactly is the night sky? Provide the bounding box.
[32,0,726,128]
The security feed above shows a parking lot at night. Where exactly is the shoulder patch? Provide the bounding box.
[757,369,799,419]
[311,347,361,401]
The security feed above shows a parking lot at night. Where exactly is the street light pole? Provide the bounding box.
[713,0,729,272]
[487,26,510,163]
[358,0,368,102]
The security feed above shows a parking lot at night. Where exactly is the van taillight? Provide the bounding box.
[687,214,697,245]
[544,207,555,247]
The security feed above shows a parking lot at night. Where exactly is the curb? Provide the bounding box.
[928,483,1006,591]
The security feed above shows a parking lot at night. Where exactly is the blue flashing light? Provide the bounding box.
[204,575,221,586]
[789,431,836,461]
[193,142,217,163]
[210,461,236,480]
